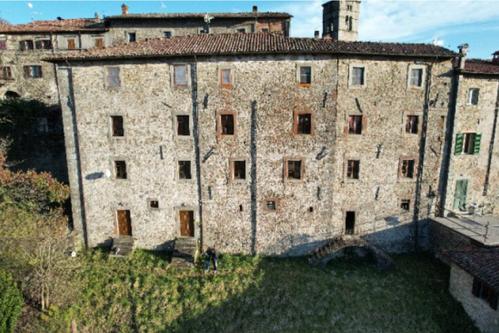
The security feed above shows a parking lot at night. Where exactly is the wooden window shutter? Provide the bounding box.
[473,133,482,154]
[454,133,464,155]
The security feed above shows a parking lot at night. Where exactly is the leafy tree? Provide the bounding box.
[0,270,23,333]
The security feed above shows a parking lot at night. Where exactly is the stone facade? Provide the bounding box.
[449,264,499,333]
[54,50,461,255]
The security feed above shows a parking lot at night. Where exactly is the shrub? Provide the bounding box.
[0,270,23,333]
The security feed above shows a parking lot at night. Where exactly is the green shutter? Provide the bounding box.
[455,133,464,155]
[473,133,482,154]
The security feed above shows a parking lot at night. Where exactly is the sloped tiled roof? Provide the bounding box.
[463,59,499,75]
[47,33,456,62]
[444,249,499,292]
[0,18,106,33]
[105,12,292,20]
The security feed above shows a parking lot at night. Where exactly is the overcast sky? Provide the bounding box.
[1,0,498,58]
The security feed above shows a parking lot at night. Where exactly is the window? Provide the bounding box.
[348,115,362,134]
[94,38,104,48]
[127,32,136,42]
[178,161,192,180]
[237,28,246,33]
[468,88,479,105]
[106,67,121,88]
[299,66,312,85]
[345,211,355,235]
[232,160,246,180]
[295,113,312,135]
[19,40,34,51]
[0,40,6,50]
[455,133,481,155]
[406,115,419,134]
[111,116,124,137]
[0,66,12,80]
[176,115,190,136]
[347,4,353,11]
[346,16,353,31]
[219,114,235,136]
[400,159,415,178]
[351,66,365,86]
[266,200,277,211]
[35,39,52,50]
[287,160,302,180]
[23,65,42,78]
[409,68,423,87]
[220,68,232,88]
[401,199,410,211]
[164,31,172,38]
[67,38,76,50]
[472,278,498,310]
[347,160,360,179]
[115,161,127,179]
[174,64,187,86]
[149,200,159,209]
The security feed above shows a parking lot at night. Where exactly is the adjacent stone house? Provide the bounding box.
[47,33,460,254]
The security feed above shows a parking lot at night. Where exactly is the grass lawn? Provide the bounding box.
[31,251,478,333]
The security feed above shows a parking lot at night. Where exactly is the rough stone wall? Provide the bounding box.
[57,54,457,255]
[445,74,499,215]
[449,264,499,333]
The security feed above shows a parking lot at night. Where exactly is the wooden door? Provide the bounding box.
[179,210,194,237]
[117,210,132,236]
[453,180,468,210]
[67,38,76,50]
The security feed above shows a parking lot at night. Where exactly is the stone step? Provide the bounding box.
[112,236,134,256]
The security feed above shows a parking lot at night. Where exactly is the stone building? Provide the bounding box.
[48,33,460,255]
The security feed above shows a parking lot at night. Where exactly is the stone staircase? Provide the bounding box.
[308,235,393,270]
[111,236,134,257]
[170,237,198,268]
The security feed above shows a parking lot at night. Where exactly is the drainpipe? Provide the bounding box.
[412,61,433,252]
[483,84,499,196]
[190,57,204,251]
[438,44,467,217]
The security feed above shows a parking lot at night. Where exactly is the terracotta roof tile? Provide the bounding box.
[443,249,499,292]
[47,33,456,62]
[0,18,106,33]
[105,12,292,20]
[463,59,499,75]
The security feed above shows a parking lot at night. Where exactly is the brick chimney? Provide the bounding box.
[121,3,129,15]
[457,43,469,70]
[252,5,258,13]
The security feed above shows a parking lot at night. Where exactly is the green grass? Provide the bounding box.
[34,251,478,333]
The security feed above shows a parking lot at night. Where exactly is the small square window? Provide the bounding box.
[0,66,12,80]
[401,199,410,211]
[128,32,136,42]
[35,39,52,50]
[111,116,124,137]
[174,65,187,86]
[468,88,479,105]
[115,160,127,179]
[406,115,419,134]
[149,200,159,209]
[106,67,121,88]
[347,160,360,179]
[400,159,415,178]
[20,40,34,51]
[409,68,423,87]
[266,200,277,211]
[299,66,312,85]
[221,68,232,88]
[178,161,192,179]
[220,114,235,135]
[23,65,42,78]
[351,66,365,86]
[164,31,172,38]
[348,115,362,134]
[287,160,302,180]
[176,115,190,136]
[296,113,312,134]
[232,160,246,180]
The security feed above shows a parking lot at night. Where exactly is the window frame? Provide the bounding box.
[148,199,160,210]
[348,115,363,135]
[467,88,480,106]
[220,67,233,89]
[23,65,43,79]
[349,64,366,88]
[94,37,105,49]
[230,159,247,182]
[407,65,425,89]
[127,31,137,43]
[263,198,279,212]
[172,64,189,88]
[399,158,417,179]
[405,115,419,134]
[217,112,236,139]
[298,65,312,87]
[177,160,193,181]
[19,40,34,51]
[110,115,125,138]
[34,39,52,50]
[114,160,128,180]
[346,159,360,180]
[400,199,411,211]
[105,66,121,89]
[0,66,13,80]
[293,111,313,135]
[284,158,304,181]
[163,31,173,38]
[175,114,191,137]
[66,37,77,50]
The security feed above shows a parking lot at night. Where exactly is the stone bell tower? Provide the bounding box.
[322,0,361,41]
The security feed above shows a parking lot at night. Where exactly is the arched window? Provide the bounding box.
[4,91,20,99]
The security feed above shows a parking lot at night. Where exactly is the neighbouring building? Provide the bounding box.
[48,32,460,255]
